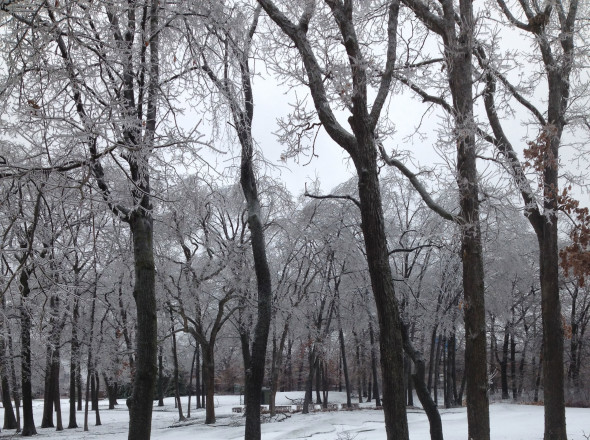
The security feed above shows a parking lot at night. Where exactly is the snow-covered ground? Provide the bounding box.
[1,392,588,439]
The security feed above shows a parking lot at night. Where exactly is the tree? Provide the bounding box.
[256,1,408,437]
[185,4,274,437]
[478,1,585,437]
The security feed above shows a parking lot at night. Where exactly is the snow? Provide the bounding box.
[2,393,589,439]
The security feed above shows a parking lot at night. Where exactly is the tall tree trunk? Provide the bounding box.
[339,328,352,408]
[447,1,490,434]
[20,268,37,436]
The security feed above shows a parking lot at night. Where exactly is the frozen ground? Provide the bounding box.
[1,392,588,439]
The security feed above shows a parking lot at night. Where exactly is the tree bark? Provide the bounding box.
[202,344,216,424]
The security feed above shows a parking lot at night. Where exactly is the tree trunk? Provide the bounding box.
[315,361,322,405]
[0,296,17,430]
[54,360,63,431]
[500,327,509,399]
[91,368,96,412]
[125,211,158,439]
[369,323,382,407]
[69,295,80,428]
[169,307,185,421]
[510,331,517,400]
[157,346,164,407]
[339,328,352,408]
[8,322,21,432]
[20,268,37,436]
[104,374,119,410]
[42,345,55,428]
[446,0,490,434]
[539,219,566,439]
[93,371,101,426]
[202,344,216,424]
[187,346,196,417]
[433,334,442,405]
[401,325,444,440]
[303,349,314,414]
[195,345,201,409]
[427,325,438,393]
[2,374,17,429]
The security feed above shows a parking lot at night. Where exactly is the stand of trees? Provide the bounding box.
[0,1,588,440]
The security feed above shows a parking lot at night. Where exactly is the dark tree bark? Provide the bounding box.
[202,344,216,424]
[42,344,56,428]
